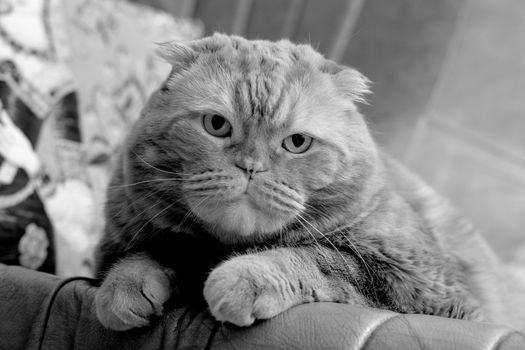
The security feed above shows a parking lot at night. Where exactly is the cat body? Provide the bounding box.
[94,34,525,331]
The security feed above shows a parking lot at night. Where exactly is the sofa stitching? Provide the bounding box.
[355,313,401,350]
[490,330,522,350]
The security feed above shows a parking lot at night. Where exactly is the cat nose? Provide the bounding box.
[235,158,266,178]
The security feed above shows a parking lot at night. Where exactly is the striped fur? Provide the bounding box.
[94,34,524,330]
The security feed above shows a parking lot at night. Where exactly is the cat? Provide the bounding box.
[94,33,525,331]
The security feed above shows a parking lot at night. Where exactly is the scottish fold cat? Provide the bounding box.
[94,33,525,330]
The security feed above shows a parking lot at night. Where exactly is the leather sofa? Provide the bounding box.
[1,264,524,349]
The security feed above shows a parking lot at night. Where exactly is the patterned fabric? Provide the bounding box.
[0,0,202,276]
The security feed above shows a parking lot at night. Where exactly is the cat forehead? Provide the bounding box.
[162,34,366,138]
[189,35,339,125]
[189,33,325,67]
[233,69,347,128]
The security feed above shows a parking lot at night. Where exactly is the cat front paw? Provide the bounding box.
[204,257,293,327]
[95,260,173,331]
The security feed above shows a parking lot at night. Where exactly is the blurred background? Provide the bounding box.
[0,0,524,277]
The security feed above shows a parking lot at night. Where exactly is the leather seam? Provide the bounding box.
[355,313,401,350]
[489,330,521,350]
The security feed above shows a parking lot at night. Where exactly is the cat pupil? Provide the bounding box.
[292,134,305,147]
[212,115,225,130]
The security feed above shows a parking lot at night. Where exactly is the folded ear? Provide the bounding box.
[155,41,197,71]
[320,61,371,104]
[333,68,371,104]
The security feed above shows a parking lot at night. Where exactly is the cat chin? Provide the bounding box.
[193,196,289,242]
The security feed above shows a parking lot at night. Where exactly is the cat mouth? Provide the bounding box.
[209,187,263,213]
[242,179,255,193]
[235,192,262,212]
[239,185,267,212]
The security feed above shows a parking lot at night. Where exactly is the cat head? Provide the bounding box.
[123,33,382,244]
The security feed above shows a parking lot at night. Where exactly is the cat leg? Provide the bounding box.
[94,253,174,331]
[203,247,366,326]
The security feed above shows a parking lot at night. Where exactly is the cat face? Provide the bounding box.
[125,34,379,243]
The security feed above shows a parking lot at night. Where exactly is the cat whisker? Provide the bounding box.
[301,205,367,261]
[185,172,232,182]
[184,185,231,193]
[332,226,377,274]
[302,203,332,222]
[263,180,303,203]
[252,185,304,213]
[130,149,192,176]
[108,178,187,189]
[109,171,233,190]
[108,188,162,219]
[127,201,180,249]
[296,213,354,276]
[301,206,379,303]
[208,196,223,235]
[124,195,190,250]
[177,195,210,231]
[124,198,165,251]
[341,233,379,290]
[189,197,215,228]
[339,231,380,305]
[295,216,325,253]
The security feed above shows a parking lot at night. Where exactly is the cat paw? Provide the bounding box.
[204,257,291,327]
[95,261,172,331]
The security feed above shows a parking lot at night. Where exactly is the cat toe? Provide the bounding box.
[94,270,172,330]
[204,259,289,327]
[204,275,257,326]
[252,293,286,320]
[95,286,152,331]
[95,290,151,331]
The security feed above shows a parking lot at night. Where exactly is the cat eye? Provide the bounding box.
[202,114,232,137]
[282,134,313,154]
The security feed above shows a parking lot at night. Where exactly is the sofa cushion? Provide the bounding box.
[1,264,524,350]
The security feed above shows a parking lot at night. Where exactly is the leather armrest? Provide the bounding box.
[1,264,524,349]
